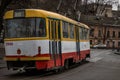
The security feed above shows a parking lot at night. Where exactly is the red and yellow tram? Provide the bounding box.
[4,9,90,71]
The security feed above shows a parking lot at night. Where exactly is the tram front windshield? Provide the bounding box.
[5,18,46,38]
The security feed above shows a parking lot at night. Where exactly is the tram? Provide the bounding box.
[4,9,90,71]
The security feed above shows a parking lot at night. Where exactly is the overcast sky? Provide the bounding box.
[112,5,117,10]
[92,0,119,10]
[112,0,119,10]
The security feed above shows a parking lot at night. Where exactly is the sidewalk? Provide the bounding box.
[113,50,120,55]
[0,48,6,69]
[0,43,4,48]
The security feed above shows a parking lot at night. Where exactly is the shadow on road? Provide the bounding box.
[4,61,90,79]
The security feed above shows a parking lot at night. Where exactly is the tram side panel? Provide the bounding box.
[61,40,90,66]
[4,40,53,70]
[61,41,76,64]
[80,41,90,59]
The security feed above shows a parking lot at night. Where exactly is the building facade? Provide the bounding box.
[80,15,120,48]
[89,25,120,48]
[80,3,120,49]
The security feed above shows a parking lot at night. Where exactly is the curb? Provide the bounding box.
[114,52,120,55]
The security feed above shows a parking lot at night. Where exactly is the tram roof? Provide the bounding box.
[4,9,89,29]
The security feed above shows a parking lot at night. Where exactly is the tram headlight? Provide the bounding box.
[38,46,41,54]
[17,48,21,55]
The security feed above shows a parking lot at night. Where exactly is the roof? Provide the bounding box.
[4,9,89,29]
[80,14,120,27]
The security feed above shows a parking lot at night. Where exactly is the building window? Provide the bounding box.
[112,41,115,48]
[107,41,109,47]
[112,31,115,38]
[90,28,94,37]
[98,39,101,44]
[107,31,110,38]
[98,30,101,37]
[118,32,120,38]
[90,40,92,45]
[118,42,120,47]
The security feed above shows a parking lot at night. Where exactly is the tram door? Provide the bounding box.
[75,27,80,60]
[49,20,62,67]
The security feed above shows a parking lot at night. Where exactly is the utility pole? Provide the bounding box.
[84,0,88,14]
[74,0,78,11]
[74,0,81,21]
[36,0,39,9]
[56,0,62,13]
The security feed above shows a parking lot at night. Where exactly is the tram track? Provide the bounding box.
[0,49,116,80]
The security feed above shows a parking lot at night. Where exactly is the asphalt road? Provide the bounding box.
[0,49,120,80]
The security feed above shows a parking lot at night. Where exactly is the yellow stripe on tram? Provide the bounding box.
[4,57,50,61]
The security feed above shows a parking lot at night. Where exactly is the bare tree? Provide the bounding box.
[80,0,118,15]
[0,0,33,42]
[95,0,117,15]
[0,0,13,42]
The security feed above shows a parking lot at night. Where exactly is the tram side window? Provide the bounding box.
[84,29,88,40]
[48,20,51,39]
[51,20,56,39]
[82,28,89,40]
[81,28,85,40]
[58,21,61,39]
[87,29,89,39]
[83,28,85,39]
[82,28,87,40]
[79,27,83,39]
[36,18,46,37]
[62,22,69,38]
[69,24,74,39]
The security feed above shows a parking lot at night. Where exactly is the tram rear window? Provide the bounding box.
[4,18,46,38]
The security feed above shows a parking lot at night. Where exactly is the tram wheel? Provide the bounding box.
[64,60,69,70]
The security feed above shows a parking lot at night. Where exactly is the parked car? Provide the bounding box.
[93,44,106,48]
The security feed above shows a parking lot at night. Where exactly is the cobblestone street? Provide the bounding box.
[0,49,120,80]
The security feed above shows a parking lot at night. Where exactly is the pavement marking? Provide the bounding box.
[106,52,111,55]
[89,57,103,62]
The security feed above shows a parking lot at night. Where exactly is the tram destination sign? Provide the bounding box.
[14,10,25,18]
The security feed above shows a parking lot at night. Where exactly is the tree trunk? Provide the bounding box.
[0,0,13,42]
